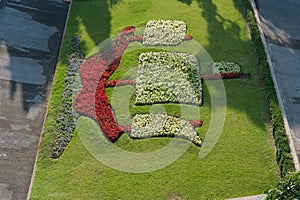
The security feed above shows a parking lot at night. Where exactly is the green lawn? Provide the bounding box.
[30,0,279,199]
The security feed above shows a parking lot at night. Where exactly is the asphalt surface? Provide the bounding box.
[255,0,300,167]
[0,0,69,199]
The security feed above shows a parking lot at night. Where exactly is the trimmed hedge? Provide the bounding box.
[265,171,300,199]
[241,0,295,176]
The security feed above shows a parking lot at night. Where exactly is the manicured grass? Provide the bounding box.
[31,0,279,199]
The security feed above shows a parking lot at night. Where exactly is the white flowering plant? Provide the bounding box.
[143,20,187,46]
[212,61,241,74]
[130,113,202,146]
[135,52,202,105]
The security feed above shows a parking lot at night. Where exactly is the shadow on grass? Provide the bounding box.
[177,0,267,131]
[1,1,69,113]
[68,0,120,55]
[178,0,193,5]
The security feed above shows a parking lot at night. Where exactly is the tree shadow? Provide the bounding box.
[178,0,193,5]
[177,0,267,130]
[69,0,121,55]
[109,0,122,6]
[197,0,242,60]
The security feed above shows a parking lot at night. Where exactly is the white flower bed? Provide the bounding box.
[135,52,202,105]
[212,61,241,74]
[130,113,202,146]
[143,20,187,46]
[139,52,199,70]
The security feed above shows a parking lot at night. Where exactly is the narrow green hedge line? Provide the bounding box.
[241,0,295,176]
[265,171,300,199]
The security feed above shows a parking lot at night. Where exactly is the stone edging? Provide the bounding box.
[226,194,266,200]
[249,0,300,171]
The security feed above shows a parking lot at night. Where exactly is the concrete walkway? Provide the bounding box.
[254,0,300,170]
[0,0,69,199]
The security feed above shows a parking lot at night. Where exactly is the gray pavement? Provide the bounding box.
[0,0,69,199]
[255,0,300,168]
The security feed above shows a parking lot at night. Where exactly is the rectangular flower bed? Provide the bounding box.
[135,52,202,105]
[212,61,241,74]
[143,20,187,46]
[130,113,201,145]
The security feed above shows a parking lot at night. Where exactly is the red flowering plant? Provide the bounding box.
[104,79,136,87]
[189,120,203,127]
[74,26,136,142]
[183,34,193,41]
[201,72,251,80]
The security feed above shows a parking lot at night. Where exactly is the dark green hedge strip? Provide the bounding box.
[265,171,300,199]
[241,0,295,176]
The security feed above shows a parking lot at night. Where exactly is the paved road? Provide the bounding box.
[0,0,69,199]
[255,0,300,167]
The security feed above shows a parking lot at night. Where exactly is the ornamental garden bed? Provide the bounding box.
[31,1,280,199]
[135,52,202,106]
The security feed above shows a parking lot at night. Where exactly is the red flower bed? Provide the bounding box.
[135,35,143,42]
[201,72,251,80]
[74,27,136,142]
[183,34,193,40]
[189,120,203,127]
[105,79,136,87]
[95,81,123,142]
[120,125,131,132]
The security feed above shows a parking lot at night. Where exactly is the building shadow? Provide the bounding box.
[0,0,70,113]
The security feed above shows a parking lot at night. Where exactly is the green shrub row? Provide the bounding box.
[241,0,295,176]
[265,171,300,199]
